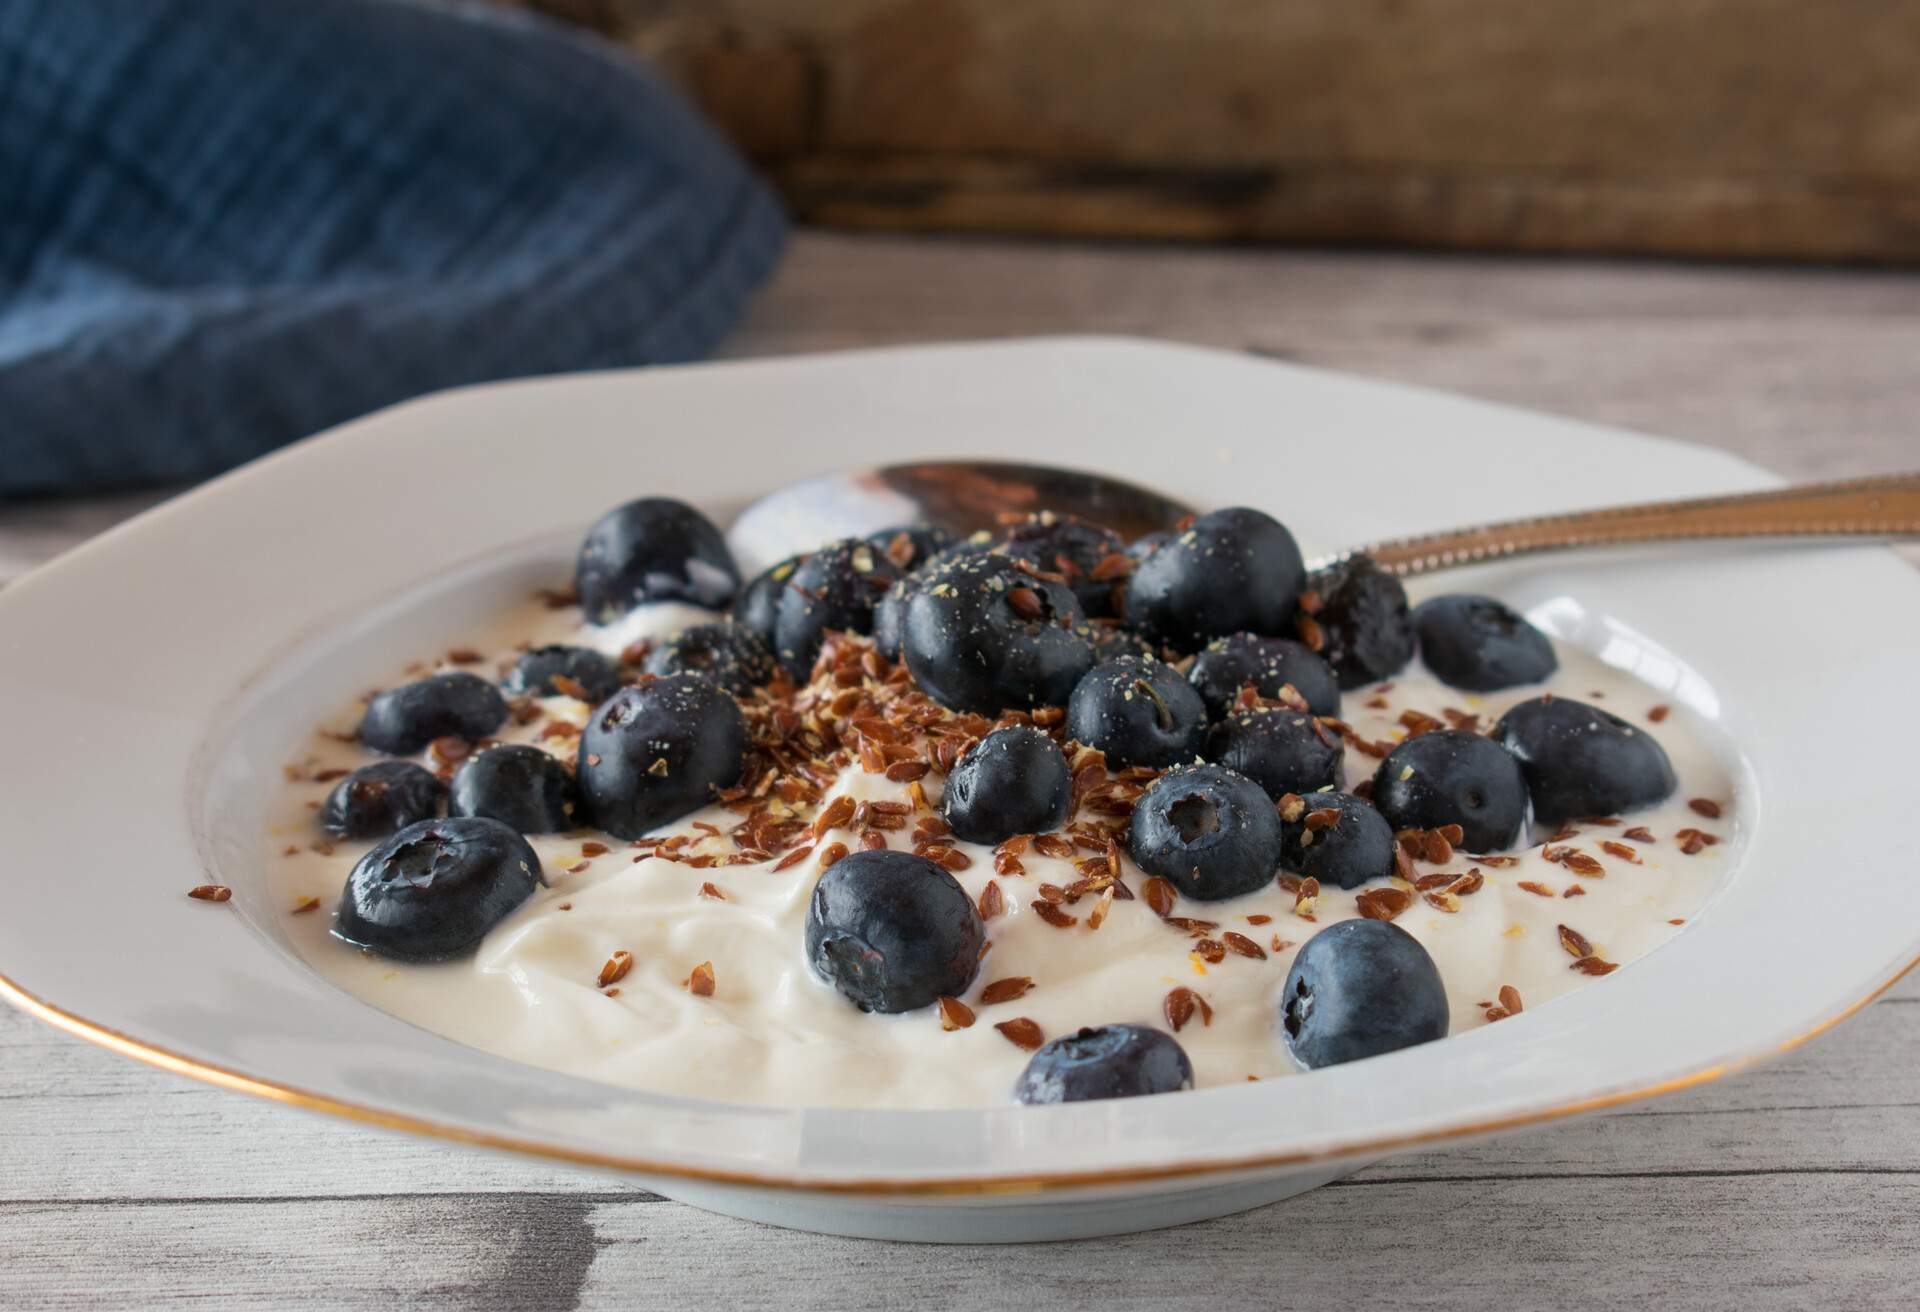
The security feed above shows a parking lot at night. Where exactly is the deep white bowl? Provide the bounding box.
[2,338,1914,1242]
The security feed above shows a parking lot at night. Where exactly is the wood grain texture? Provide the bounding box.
[505,0,1920,261]
[3,233,1918,1306]
[7,1170,1920,1311]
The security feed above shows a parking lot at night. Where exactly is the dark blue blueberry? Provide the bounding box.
[358,672,507,755]
[870,530,1004,663]
[1278,791,1396,890]
[940,725,1072,845]
[1065,656,1207,771]
[1123,507,1305,654]
[1413,594,1558,692]
[449,744,578,834]
[1491,695,1677,825]
[874,529,1055,664]
[731,555,803,649]
[1188,633,1341,718]
[995,513,1128,618]
[805,849,985,1013]
[645,621,776,697]
[575,498,740,623]
[334,817,542,962]
[771,538,903,678]
[870,574,913,662]
[319,762,445,840]
[1203,708,1344,801]
[1014,1025,1194,1104]
[901,553,1096,715]
[503,645,621,704]
[868,525,953,572]
[1124,530,1172,565]
[1127,764,1284,901]
[923,530,996,569]
[1301,554,1415,690]
[576,675,748,839]
[1082,620,1157,662]
[1371,730,1528,852]
[1281,919,1449,1069]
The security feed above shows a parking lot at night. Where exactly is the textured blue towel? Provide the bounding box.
[0,0,786,497]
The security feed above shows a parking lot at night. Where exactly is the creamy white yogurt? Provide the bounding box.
[270,597,1735,1110]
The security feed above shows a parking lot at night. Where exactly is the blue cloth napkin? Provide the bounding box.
[0,0,786,497]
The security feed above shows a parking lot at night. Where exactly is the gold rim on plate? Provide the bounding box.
[3,950,1914,1198]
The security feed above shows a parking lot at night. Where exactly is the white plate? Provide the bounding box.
[2,338,1915,1243]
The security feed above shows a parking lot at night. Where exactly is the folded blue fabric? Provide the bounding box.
[0,0,786,497]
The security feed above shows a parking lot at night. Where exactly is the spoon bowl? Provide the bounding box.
[726,461,1194,571]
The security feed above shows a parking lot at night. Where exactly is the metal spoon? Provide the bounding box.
[726,461,1185,569]
[729,462,1920,577]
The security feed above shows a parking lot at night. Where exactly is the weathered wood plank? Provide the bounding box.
[730,237,1920,486]
[776,156,1920,264]
[514,0,1920,261]
[0,491,169,583]
[6,1171,1918,1311]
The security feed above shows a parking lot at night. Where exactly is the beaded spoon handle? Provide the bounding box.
[1341,473,1920,578]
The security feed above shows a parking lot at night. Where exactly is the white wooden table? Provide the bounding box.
[4,233,1917,1309]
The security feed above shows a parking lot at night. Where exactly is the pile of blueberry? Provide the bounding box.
[328,499,767,963]
[323,494,1681,1105]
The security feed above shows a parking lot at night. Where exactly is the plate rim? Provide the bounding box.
[4,956,1912,1194]
[4,334,1917,1194]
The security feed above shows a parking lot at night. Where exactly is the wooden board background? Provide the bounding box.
[502,0,1920,262]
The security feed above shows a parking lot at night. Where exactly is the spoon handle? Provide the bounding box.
[1354,472,1920,578]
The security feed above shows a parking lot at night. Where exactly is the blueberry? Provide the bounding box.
[868,524,952,572]
[872,530,1025,663]
[941,725,1072,844]
[1301,554,1415,690]
[731,555,803,649]
[1123,507,1305,653]
[334,817,542,962]
[1491,696,1676,824]
[503,645,621,704]
[1413,594,1558,692]
[1013,1025,1194,1104]
[771,538,903,678]
[449,744,578,834]
[923,530,996,569]
[645,620,775,697]
[1188,633,1341,718]
[1277,791,1395,890]
[1203,708,1344,801]
[1124,530,1172,565]
[870,574,913,662]
[996,513,1128,618]
[1065,656,1208,771]
[805,849,985,1013]
[1128,764,1284,901]
[576,675,748,839]
[358,672,507,755]
[1083,620,1158,663]
[1281,919,1449,1069]
[575,498,739,622]
[1371,730,1528,852]
[319,762,446,840]
[901,553,1096,715]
